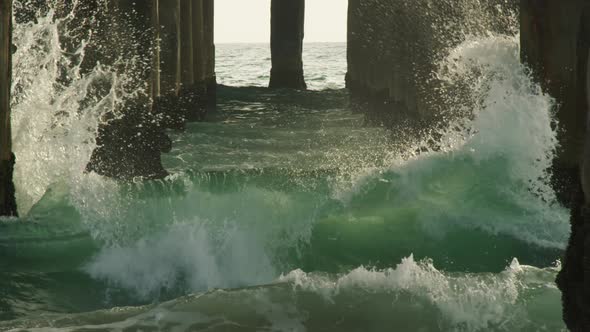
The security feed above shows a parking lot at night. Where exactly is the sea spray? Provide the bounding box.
[82,184,324,297]
[10,0,154,215]
[1,2,571,330]
[78,33,570,300]
[439,34,557,202]
[329,34,567,253]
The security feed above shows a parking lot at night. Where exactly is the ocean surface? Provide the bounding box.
[0,5,570,332]
[216,43,347,90]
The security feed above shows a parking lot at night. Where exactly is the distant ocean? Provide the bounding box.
[216,43,347,90]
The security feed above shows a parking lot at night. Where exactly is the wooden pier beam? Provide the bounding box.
[269,0,306,90]
[0,0,17,217]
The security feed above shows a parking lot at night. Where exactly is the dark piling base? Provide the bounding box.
[86,106,173,180]
[86,82,218,180]
[179,85,207,122]
[0,153,17,217]
[269,68,306,90]
[206,76,217,112]
[556,184,590,332]
[154,88,211,124]
[347,75,423,129]
[153,94,188,130]
[175,79,216,122]
[551,164,581,210]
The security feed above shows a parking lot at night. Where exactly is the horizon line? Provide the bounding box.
[215,41,347,44]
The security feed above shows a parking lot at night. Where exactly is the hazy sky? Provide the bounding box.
[215,0,348,43]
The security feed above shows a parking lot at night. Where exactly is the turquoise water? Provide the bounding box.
[0,4,569,332]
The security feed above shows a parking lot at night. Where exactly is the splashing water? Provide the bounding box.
[0,3,569,331]
[10,0,152,215]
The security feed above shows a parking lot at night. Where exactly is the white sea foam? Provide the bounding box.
[83,185,318,297]
[277,256,564,332]
[331,34,568,250]
[1,256,565,332]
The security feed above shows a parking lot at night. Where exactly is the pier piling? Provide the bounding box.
[180,0,194,90]
[520,0,587,207]
[203,0,216,110]
[190,0,207,120]
[0,0,17,217]
[158,0,181,98]
[269,0,306,90]
[153,0,214,121]
[521,1,590,329]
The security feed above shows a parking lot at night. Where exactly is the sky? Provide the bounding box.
[214,0,348,43]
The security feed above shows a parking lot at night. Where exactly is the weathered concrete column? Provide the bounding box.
[269,0,306,89]
[178,0,200,120]
[522,1,590,330]
[192,0,205,84]
[179,0,194,89]
[158,0,181,97]
[346,0,517,129]
[346,0,369,110]
[187,0,207,121]
[151,0,189,127]
[203,0,216,109]
[85,0,173,180]
[0,0,17,217]
[521,0,587,207]
[150,0,161,100]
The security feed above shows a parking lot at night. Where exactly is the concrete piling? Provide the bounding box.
[85,0,172,180]
[192,0,205,86]
[346,0,518,130]
[158,0,181,97]
[178,0,199,120]
[520,0,587,206]
[0,0,17,217]
[521,1,590,329]
[153,0,214,121]
[180,0,194,89]
[202,0,216,112]
[269,0,306,90]
[150,0,161,100]
[186,0,207,120]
